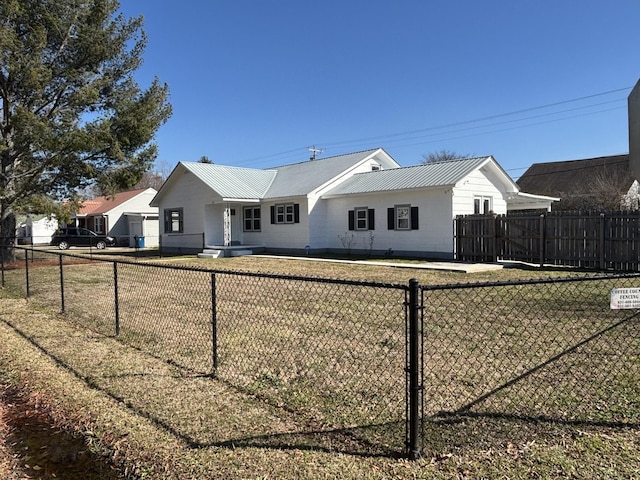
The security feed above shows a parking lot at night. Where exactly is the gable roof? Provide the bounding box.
[77,188,157,216]
[516,154,634,196]
[264,149,389,198]
[180,162,277,199]
[322,156,517,197]
[152,148,399,204]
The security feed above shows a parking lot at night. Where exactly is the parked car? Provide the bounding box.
[50,227,116,250]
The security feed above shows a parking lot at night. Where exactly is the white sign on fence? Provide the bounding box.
[610,287,640,309]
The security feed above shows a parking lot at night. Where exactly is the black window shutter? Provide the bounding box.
[368,208,375,230]
[270,205,275,224]
[348,210,355,230]
[294,203,300,223]
[387,208,394,230]
[411,206,419,230]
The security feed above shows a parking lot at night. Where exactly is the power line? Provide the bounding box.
[319,87,631,148]
[235,86,632,167]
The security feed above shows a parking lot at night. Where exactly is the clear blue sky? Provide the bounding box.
[118,1,640,180]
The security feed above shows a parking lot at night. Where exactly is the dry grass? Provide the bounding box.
[1,251,640,478]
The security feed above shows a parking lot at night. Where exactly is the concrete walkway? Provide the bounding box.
[251,255,504,273]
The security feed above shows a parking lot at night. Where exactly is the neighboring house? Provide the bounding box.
[517,154,639,211]
[16,215,58,245]
[151,148,556,259]
[71,188,159,247]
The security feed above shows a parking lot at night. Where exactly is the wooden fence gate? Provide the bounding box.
[455,211,640,271]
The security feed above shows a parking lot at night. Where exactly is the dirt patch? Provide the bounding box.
[0,382,123,479]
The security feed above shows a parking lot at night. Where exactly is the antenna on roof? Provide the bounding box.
[308,145,324,161]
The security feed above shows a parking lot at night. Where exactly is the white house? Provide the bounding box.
[16,215,58,245]
[72,188,159,247]
[151,148,556,259]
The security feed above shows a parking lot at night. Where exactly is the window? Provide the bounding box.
[93,216,104,233]
[396,206,410,230]
[387,205,419,230]
[474,196,492,214]
[270,203,300,224]
[243,206,261,231]
[164,208,183,233]
[348,208,375,231]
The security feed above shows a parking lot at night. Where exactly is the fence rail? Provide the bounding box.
[2,246,639,459]
[456,211,640,270]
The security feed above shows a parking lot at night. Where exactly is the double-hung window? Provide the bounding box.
[355,207,369,230]
[243,206,261,231]
[348,207,375,231]
[270,203,300,224]
[396,206,410,230]
[164,208,184,233]
[387,205,419,230]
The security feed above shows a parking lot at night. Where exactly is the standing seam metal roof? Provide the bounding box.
[263,149,383,198]
[322,156,492,196]
[180,149,385,199]
[181,162,277,199]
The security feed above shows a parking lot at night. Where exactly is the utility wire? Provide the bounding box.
[235,86,632,167]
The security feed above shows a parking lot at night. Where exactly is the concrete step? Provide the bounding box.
[198,249,223,258]
[230,249,252,257]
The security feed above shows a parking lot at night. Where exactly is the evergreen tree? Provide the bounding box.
[0,0,172,245]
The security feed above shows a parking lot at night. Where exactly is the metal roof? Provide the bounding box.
[176,149,390,200]
[180,162,277,199]
[323,156,493,196]
[264,148,383,198]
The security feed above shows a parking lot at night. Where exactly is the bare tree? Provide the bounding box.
[421,150,473,164]
[134,160,172,190]
[556,167,636,211]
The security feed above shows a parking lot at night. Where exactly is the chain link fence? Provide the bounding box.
[1,247,412,455]
[420,276,640,433]
[2,246,639,458]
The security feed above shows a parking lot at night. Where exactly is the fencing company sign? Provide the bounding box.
[610,287,640,309]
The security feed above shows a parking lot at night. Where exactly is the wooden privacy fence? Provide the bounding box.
[455,211,640,271]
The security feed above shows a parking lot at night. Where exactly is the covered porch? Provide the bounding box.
[200,200,265,258]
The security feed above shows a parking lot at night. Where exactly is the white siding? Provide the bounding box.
[157,172,217,250]
[104,189,159,238]
[322,189,455,258]
[451,169,509,216]
[260,198,310,250]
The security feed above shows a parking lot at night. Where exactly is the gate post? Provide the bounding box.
[407,278,421,459]
[539,214,545,267]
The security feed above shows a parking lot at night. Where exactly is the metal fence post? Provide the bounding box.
[1,244,4,288]
[599,212,606,269]
[114,262,120,336]
[407,278,421,460]
[539,214,545,267]
[211,273,218,372]
[24,252,30,298]
[59,254,65,314]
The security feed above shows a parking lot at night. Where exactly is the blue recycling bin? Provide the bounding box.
[135,236,145,248]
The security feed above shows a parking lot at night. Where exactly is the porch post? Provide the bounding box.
[223,203,231,246]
